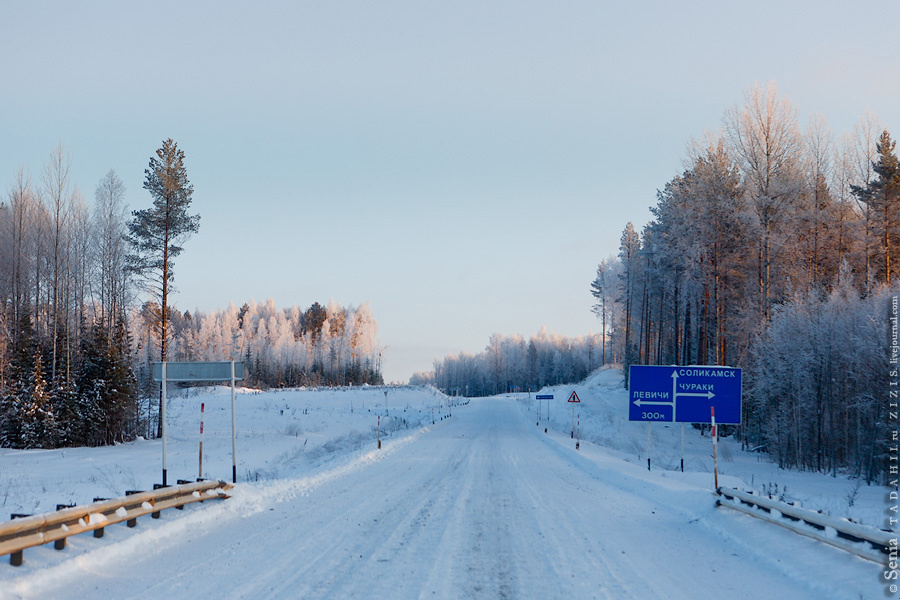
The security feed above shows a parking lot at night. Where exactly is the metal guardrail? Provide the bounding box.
[0,479,233,566]
[716,486,893,563]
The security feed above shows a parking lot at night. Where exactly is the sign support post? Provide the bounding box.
[162,361,167,486]
[535,394,554,424]
[567,391,580,438]
[231,361,237,484]
[681,423,685,473]
[712,406,718,490]
[571,402,575,439]
[647,422,652,471]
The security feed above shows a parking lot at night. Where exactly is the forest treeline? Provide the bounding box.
[131,299,383,401]
[591,82,896,483]
[409,329,604,396]
[0,146,382,449]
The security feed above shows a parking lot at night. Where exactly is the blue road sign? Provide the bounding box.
[535,394,554,400]
[629,365,741,424]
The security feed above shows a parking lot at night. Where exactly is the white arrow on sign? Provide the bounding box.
[633,398,672,407]
[632,370,716,413]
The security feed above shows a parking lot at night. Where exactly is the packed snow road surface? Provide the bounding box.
[2,397,877,599]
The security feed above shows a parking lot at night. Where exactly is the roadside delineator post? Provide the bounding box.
[378,415,381,449]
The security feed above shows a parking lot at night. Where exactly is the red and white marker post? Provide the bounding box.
[199,402,205,479]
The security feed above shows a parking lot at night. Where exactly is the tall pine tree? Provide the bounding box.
[126,139,200,438]
[853,130,900,284]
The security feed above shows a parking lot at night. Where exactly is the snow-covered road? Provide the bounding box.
[3,397,879,599]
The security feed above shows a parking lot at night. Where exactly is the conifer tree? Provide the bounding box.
[126,139,200,437]
[22,353,56,449]
[853,130,900,283]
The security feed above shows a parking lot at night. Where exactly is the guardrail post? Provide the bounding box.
[10,550,22,567]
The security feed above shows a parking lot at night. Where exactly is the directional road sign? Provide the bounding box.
[535,394,554,400]
[629,365,741,424]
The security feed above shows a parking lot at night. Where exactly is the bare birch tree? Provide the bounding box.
[93,170,129,339]
[42,144,74,382]
[724,81,803,320]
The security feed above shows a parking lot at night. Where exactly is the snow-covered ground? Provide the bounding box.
[0,385,452,516]
[0,372,887,599]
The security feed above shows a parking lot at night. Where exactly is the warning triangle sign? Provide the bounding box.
[568,391,580,403]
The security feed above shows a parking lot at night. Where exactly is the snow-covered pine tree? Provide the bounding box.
[853,130,900,284]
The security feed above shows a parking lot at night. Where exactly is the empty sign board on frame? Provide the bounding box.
[152,361,244,382]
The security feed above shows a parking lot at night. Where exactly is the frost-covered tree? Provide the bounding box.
[93,170,130,339]
[617,222,641,373]
[41,144,76,383]
[746,273,890,482]
[849,109,883,290]
[724,81,804,320]
[590,257,616,366]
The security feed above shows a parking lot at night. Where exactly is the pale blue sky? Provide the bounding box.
[2,1,898,382]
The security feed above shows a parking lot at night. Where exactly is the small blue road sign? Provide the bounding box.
[629,365,741,424]
[535,394,554,400]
